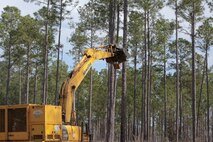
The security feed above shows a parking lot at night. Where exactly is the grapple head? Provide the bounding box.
[105,44,128,64]
[103,45,128,69]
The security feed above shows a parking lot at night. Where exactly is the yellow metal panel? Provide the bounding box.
[71,126,81,141]
[7,104,30,108]
[31,124,44,141]
[65,125,82,141]
[0,132,7,141]
[29,104,62,123]
[45,105,62,124]
[45,124,62,141]
[30,104,45,122]
[29,105,62,141]
[44,105,62,141]
[8,132,29,140]
[31,124,44,135]
[45,124,54,136]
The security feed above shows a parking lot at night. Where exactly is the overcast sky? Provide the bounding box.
[0,0,212,70]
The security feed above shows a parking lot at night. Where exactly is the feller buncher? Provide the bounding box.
[0,45,127,142]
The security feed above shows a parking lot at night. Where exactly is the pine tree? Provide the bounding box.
[0,6,21,104]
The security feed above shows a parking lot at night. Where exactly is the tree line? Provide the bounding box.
[0,0,213,142]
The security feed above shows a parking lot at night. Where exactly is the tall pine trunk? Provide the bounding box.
[133,45,137,140]
[26,44,30,104]
[205,43,210,142]
[42,0,50,104]
[6,41,11,104]
[142,10,147,141]
[19,65,22,104]
[89,69,93,141]
[55,0,63,105]
[179,73,183,140]
[120,0,127,141]
[146,10,150,141]
[106,0,115,141]
[191,1,196,141]
[197,60,205,132]
[88,19,94,140]
[163,44,167,139]
[33,64,38,104]
[175,0,180,141]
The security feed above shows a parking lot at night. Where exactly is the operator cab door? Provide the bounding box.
[7,106,29,141]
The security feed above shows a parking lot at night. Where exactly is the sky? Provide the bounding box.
[160,5,213,68]
[0,0,212,71]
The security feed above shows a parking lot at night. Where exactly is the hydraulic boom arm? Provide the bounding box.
[59,45,126,124]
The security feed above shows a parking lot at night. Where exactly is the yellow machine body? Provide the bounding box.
[0,104,85,142]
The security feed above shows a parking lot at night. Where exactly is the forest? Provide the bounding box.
[0,0,212,142]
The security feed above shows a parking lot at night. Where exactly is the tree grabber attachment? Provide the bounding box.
[99,44,128,69]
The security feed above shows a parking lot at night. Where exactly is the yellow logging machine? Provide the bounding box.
[0,45,127,142]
